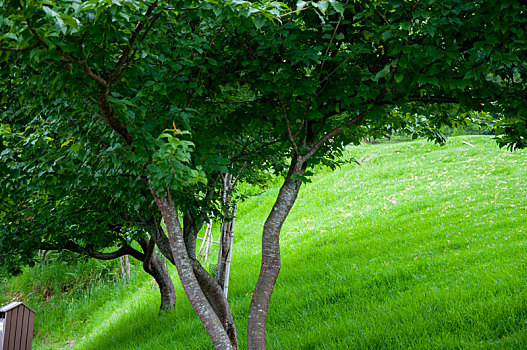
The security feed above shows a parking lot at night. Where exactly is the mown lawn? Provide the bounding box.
[2,135,526,349]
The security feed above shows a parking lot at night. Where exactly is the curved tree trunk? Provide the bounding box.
[138,236,177,312]
[146,194,238,347]
[247,158,305,350]
[184,211,238,349]
[192,259,238,348]
[153,190,233,350]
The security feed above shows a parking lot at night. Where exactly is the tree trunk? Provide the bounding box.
[184,210,239,349]
[192,258,238,349]
[222,210,235,298]
[215,205,236,295]
[215,173,236,295]
[146,197,238,347]
[120,255,131,281]
[138,236,177,312]
[247,158,305,350]
[153,190,233,350]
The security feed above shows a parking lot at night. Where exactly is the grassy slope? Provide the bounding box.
[2,135,526,349]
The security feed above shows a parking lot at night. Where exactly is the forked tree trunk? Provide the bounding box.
[184,211,238,348]
[138,236,177,312]
[247,158,305,350]
[192,258,238,348]
[153,191,233,350]
[147,194,238,347]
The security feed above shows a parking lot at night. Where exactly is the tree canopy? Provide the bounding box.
[1,0,526,348]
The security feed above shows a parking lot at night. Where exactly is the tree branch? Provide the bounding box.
[317,2,347,81]
[110,1,159,81]
[204,99,259,104]
[141,235,156,272]
[237,31,300,156]
[0,41,41,51]
[46,241,146,261]
[229,162,247,191]
[54,48,109,86]
[278,89,300,156]
[279,6,312,18]
[230,138,280,163]
[301,109,371,163]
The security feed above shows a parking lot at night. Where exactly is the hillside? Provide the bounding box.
[2,135,527,349]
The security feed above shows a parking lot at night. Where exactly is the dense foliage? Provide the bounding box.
[1,1,526,348]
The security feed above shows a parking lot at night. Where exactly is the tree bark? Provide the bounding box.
[153,190,233,350]
[120,255,131,281]
[138,236,177,312]
[184,210,239,349]
[215,173,235,293]
[192,258,238,349]
[215,206,236,294]
[146,197,238,347]
[247,158,305,350]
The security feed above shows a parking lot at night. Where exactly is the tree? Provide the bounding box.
[0,107,177,310]
[1,0,526,349]
[0,2,278,346]
[203,1,526,347]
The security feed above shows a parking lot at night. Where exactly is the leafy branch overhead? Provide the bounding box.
[1,0,526,349]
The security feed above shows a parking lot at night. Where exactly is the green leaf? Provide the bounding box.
[381,30,392,41]
[2,33,18,40]
[254,16,265,30]
[60,13,80,30]
[296,0,307,11]
[42,6,66,34]
[313,0,328,13]
[329,0,344,15]
[212,6,222,16]
[207,57,218,66]
[394,72,403,83]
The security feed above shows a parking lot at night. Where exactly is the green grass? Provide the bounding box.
[2,135,527,349]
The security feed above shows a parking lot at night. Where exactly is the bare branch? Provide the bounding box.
[301,109,371,163]
[110,48,137,83]
[163,7,199,11]
[56,48,109,86]
[277,88,300,155]
[317,1,348,81]
[230,138,280,163]
[110,11,163,83]
[205,99,259,104]
[407,96,459,104]
[62,241,145,261]
[230,162,247,191]
[375,7,390,26]
[236,31,300,155]
[279,6,312,18]
[0,41,41,51]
